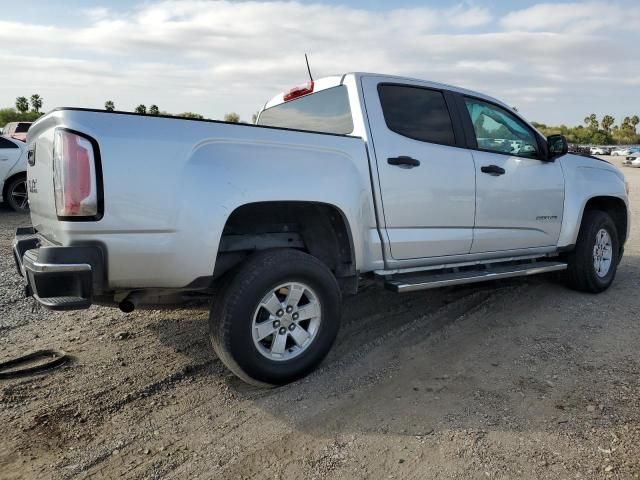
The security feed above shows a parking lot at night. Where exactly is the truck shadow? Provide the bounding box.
[150,278,517,377]
[151,252,640,443]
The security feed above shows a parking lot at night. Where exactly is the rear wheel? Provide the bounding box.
[564,210,619,293]
[5,175,29,213]
[209,249,341,386]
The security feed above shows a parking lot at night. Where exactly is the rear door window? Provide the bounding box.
[378,85,456,146]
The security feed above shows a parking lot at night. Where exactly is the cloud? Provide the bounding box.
[83,7,112,21]
[500,1,640,32]
[0,1,637,125]
[446,5,493,28]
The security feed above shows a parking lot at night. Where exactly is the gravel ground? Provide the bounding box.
[1,157,639,480]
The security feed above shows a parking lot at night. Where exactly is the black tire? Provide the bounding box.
[564,210,619,293]
[5,175,29,213]
[209,249,341,386]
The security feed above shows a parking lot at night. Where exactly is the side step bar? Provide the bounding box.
[384,260,567,293]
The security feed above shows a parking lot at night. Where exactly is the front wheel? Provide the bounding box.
[209,249,342,386]
[564,210,620,293]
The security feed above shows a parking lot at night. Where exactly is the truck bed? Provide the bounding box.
[25,108,377,290]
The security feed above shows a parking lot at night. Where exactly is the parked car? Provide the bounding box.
[590,146,609,155]
[623,149,640,167]
[13,72,630,385]
[0,135,29,212]
[574,145,592,155]
[2,122,32,142]
[611,147,633,156]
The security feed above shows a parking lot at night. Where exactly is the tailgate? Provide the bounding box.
[27,114,60,239]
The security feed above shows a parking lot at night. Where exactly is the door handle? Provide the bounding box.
[0,157,9,162]
[388,156,420,168]
[480,165,506,176]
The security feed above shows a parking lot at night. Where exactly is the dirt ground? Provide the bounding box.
[1,157,639,480]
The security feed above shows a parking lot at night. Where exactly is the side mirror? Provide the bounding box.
[547,134,568,159]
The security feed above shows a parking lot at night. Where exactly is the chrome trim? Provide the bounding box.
[23,252,91,274]
[387,262,567,293]
[374,253,551,276]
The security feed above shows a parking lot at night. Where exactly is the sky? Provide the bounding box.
[1,0,639,125]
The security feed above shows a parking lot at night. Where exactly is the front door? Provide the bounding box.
[361,77,476,260]
[460,96,565,253]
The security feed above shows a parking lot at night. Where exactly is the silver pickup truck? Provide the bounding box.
[13,72,630,385]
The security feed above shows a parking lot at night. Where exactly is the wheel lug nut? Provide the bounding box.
[292,313,299,320]
[279,327,286,335]
[288,324,295,331]
[286,306,293,313]
[276,309,284,317]
[273,320,280,328]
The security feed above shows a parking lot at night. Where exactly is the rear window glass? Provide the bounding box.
[258,86,353,135]
[15,123,31,133]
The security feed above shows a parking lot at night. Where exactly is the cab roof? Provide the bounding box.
[263,72,511,113]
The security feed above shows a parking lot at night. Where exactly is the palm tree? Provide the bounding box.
[15,97,29,114]
[30,94,43,113]
[601,115,614,133]
[584,113,598,130]
[105,100,115,112]
[631,115,640,133]
[135,104,147,114]
[148,105,160,115]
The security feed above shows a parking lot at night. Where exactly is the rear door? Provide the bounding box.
[362,77,476,260]
[458,96,565,253]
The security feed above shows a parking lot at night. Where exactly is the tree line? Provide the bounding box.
[103,100,245,123]
[0,95,46,126]
[533,114,640,145]
[1,95,249,127]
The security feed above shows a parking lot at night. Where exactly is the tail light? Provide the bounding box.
[283,81,314,102]
[53,129,100,218]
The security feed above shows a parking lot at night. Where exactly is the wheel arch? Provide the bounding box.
[581,196,628,249]
[213,200,358,293]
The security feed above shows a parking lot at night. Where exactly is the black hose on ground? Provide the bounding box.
[0,349,68,379]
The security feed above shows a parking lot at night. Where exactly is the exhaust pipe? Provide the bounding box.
[119,292,144,313]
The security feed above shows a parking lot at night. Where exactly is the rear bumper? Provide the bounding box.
[13,227,105,310]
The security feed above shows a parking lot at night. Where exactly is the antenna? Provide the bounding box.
[305,53,313,82]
